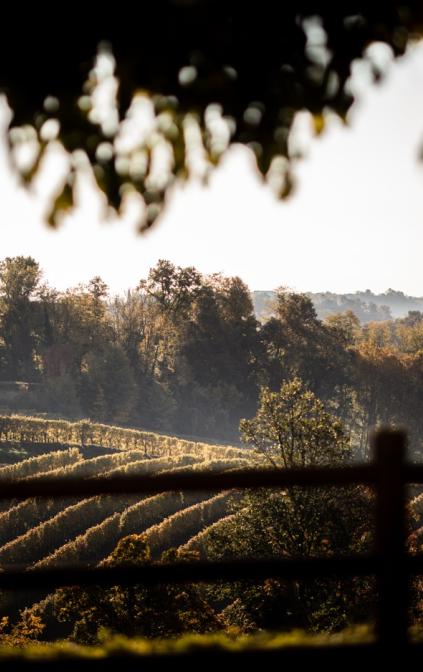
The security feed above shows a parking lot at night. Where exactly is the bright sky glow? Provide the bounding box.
[1,43,423,296]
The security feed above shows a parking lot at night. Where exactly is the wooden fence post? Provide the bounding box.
[373,428,408,653]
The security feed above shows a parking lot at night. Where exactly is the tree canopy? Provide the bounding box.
[2,257,423,453]
[1,3,423,228]
[240,378,349,467]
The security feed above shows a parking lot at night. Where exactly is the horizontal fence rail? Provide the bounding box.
[0,464,377,498]
[0,428,421,665]
[0,556,382,590]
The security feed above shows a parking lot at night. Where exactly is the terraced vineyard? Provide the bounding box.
[0,415,260,621]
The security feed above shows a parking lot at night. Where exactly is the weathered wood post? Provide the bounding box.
[373,428,408,653]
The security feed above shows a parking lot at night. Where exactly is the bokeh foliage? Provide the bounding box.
[1,2,423,227]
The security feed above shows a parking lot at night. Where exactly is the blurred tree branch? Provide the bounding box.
[1,2,422,228]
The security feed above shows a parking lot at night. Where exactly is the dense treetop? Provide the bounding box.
[1,3,423,227]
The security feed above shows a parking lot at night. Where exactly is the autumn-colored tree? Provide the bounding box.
[173,274,261,439]
[206,378,373,631]
[0,256,42,379]
[42,537,221,643]
[138,260,202,318]
[261,289,353,403]
[240,377,349,468]
[79,343,137,424]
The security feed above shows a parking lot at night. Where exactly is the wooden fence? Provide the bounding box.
[0,428,423,666]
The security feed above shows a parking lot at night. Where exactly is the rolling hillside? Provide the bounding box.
[0,415,260,624]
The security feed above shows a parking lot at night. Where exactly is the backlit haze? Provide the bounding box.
[1,42,423,296]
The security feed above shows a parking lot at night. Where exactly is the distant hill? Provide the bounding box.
[252,289,423,323]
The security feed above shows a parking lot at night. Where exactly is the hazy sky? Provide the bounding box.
[1,42,423,296]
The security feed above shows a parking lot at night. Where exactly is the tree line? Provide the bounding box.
[2,255,423,456]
